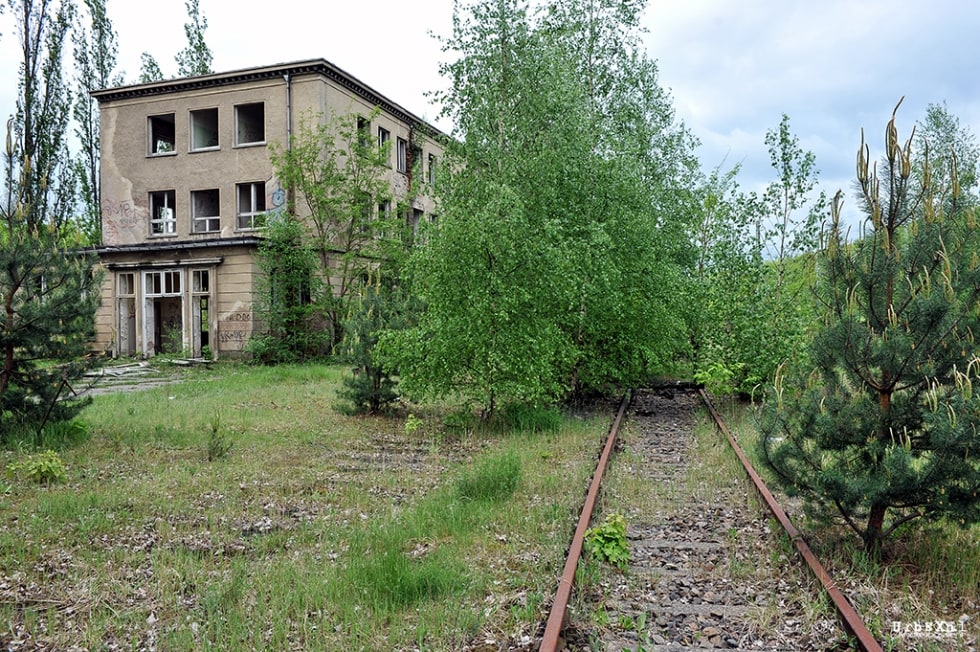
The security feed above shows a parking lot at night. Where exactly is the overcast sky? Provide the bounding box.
[1,0,977,225]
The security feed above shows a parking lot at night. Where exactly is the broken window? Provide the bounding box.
[145,270,182,296]
[191,269,211,358]
[236,181,266,230]
[190,108,219,150]
[144,269,183,356]
[191,189,220,233]
[235,103,265,145]
[149,190,177,235]
[410,143,423,177]
[357,116,370,149]
[148,113,176,155]
[116,272,137,356]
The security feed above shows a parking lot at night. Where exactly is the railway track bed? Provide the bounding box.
[561,387,850,651]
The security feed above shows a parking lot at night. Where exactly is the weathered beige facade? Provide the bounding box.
[92,59,444,358]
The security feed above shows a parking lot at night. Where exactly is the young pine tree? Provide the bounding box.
[759,99,980,555]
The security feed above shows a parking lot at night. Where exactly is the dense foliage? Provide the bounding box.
[759,100,980,554]
[380,0,699,417]
[687,116,824,397]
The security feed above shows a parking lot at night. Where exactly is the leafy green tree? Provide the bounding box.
[759,100,980,555]
[268,108,395,350]
[72,0,121,244]
[175,0,212,77]
[686,163,766,394]
[383,0,696,416]
[1,0,101,444]
[6,0,77,232]
[914,101,979,206]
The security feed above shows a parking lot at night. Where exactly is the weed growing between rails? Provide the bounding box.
[0,362,607,650]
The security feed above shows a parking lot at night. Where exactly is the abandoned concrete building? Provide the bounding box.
[91,59,445,359]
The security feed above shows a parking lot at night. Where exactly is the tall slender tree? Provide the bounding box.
[175,0,212,77]
[138,51,163,83]
[72,0,121,244]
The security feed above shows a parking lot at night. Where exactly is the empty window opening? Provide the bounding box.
[191,189,221,233]
[376,200,392,238]
[410,143,422,175]
[149,190,177,235]
[144,270,183,356]
[191,269,211,358]
[236,103,265,145]
[237,181,266,230]
[190,108,219,150]
[357,116,370,149]
[428,153,437,184]
[148,113,176,154]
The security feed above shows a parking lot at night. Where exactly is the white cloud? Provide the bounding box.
[1,0,976,225]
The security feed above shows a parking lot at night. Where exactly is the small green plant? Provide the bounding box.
[7,450,68,484]
[205,414,233,461]
[584,512,629,570]
[405,413,425,436]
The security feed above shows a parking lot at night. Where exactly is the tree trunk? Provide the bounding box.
[864,502,887,556]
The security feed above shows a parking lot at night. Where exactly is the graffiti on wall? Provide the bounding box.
[218,310,252,348]
[102,198,144,243]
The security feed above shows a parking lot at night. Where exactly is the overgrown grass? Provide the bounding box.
[0,361,607,650]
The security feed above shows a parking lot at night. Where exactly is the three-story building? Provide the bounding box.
[92,59,444,359]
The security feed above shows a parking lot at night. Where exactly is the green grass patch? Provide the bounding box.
[1,362,605,650]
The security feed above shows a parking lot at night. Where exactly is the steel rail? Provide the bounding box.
[698,389,883,652]
[539,392,631,652]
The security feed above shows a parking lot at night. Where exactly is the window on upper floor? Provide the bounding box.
[357,116,370,149]
[410,143,423,176]
[235,103,265,145]
[191,189,220,233]
[378,127,391,165]
[148,113,176,155]
[149,190,177,235]
[396,137,408,173]
[428,153,438,184]
[236,181,266,230]
[190,108,219,151]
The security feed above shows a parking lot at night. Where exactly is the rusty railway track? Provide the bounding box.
[538,385,883,652]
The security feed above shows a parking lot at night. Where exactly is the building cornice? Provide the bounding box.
[90,59,448,140]
[96,236,263,257]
